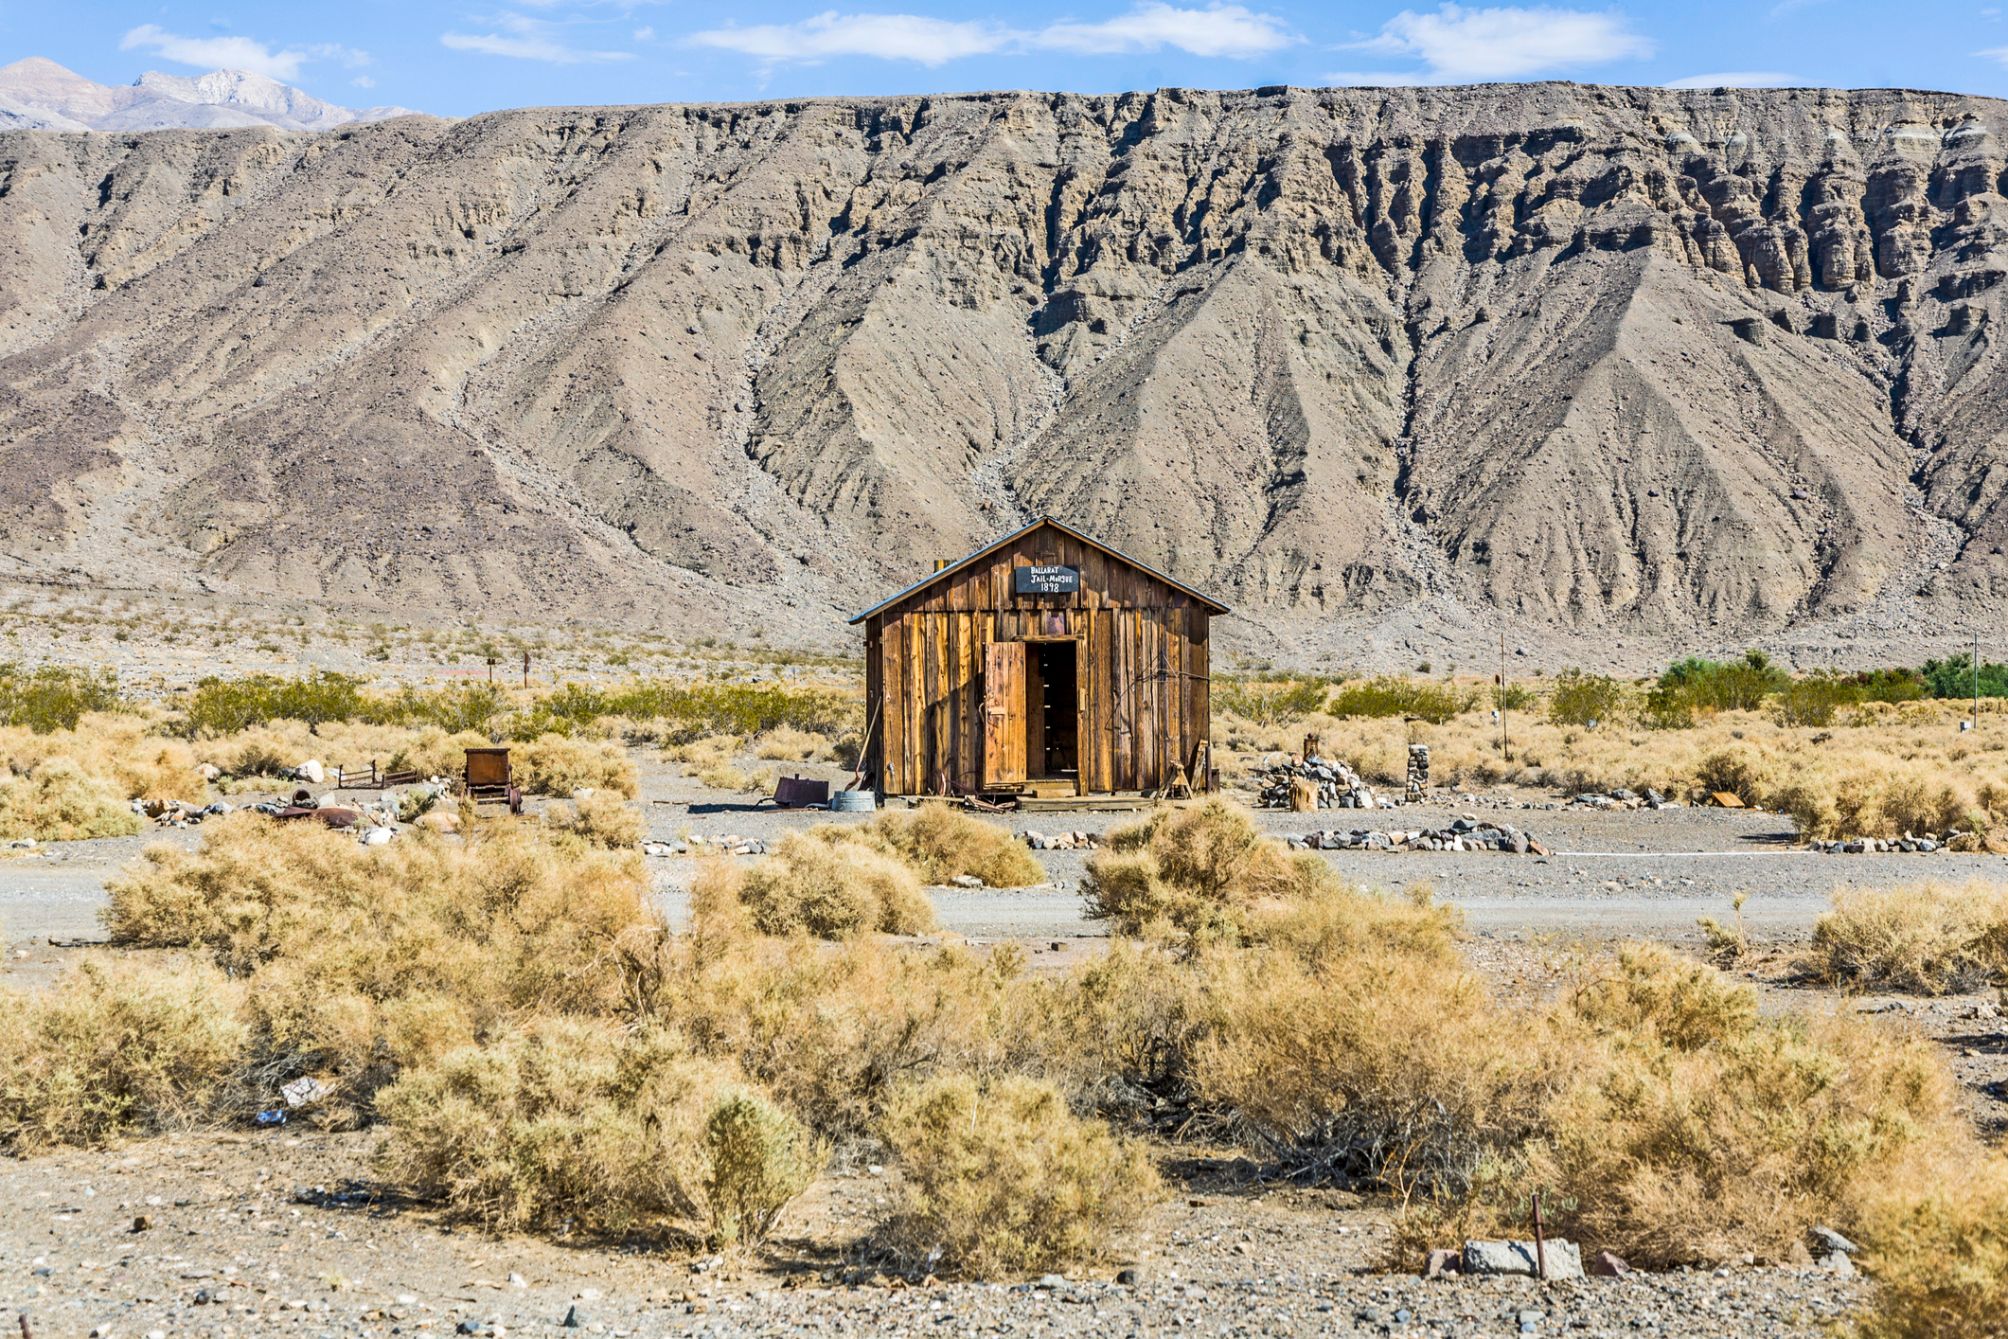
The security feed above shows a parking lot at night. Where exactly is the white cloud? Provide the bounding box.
[634,25,657,41]
[689,4,1294,67]
[352,73,377,89]
[688,12,1014,66]
[1661,70,1797,88]
[119,24,369,81]
[1980,44,2008,66]
[442,12,634,63]
[1033,4,1296,58]
[1343,4,1652,83]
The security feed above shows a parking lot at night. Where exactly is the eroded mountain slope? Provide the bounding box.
[3,84,2007,663]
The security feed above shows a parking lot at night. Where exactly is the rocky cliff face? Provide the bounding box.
[4,84,2007,665]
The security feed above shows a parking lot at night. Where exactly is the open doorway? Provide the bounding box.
[1025,640,1078,784]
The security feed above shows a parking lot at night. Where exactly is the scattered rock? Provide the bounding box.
[1589,1249,1631,1277]
[294,759,326,785]
[1809,1226,1858,1256]
[949,874,984,889]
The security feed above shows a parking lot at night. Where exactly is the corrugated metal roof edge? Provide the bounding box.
[846,516,1232,624]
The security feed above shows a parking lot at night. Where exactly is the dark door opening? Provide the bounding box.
[1026,640,1078,783]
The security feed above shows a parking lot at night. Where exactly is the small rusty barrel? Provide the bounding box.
[829,789,877,813]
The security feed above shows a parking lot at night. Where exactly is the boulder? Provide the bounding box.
[295,760,325,785]
[1462,1239,1584,1280]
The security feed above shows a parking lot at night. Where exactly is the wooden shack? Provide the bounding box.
[852,517,1228,799]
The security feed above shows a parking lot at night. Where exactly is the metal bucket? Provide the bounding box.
[829,788,877,813]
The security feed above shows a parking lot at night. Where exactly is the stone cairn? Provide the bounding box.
[1292,817,1545,855]
[1257,748,1381,810]
[1405,744,1430,800]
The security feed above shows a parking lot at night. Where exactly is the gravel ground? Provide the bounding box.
[5,1131,1868,1339]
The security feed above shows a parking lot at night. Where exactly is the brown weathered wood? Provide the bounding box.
[984,640,1027,788]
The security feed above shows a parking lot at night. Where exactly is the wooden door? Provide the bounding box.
[983,641,1027,788]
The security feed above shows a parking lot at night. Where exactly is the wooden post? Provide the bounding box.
[1531,1191,1547,1281]
[522,649,531,689]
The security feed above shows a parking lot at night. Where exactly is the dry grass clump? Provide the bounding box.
[0,757,142,841]
[878,1073,1161,1277]
[751,725,837,762]
[547,791,646,850]
[1855,1152,2008,1339]
[514,732,638,798]
[846,805,1044,888]
[1081,798,1305,940]
[0,954,247,1152]
[1807,883,2008,993]
[377,1017,814,1245]
[665,735,773,793]
[104,816,660,1112]
[714,831,936,938]
[0,712,206,840]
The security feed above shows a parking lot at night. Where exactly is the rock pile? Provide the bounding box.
[1255,754,1386,810]
[641,834,768,857]
[1567,789,1668,810]
[1021,829,1102,851]
[1810,835,1943,854]
[1291,817,1546,854]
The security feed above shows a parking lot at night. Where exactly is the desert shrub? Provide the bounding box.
[1214,676,1331,727]
[860,806,1043,887]
[878,1073,1161,1276]
[730,831,936,938]
[0,757,143,841]
[1694,749,1764,804]
[751,725,836,762]
[548,792,645,850]
[0,663,126,732]
[703,1091,821,1248]
[667,735,770,792]
[1770,673,1864,727]
[1919,653,2008,701]
[104,816,661,1110]
[1514,945,1965,1267]
[666,929,1033,1138]
[514,732,637,797]
[1491,682,1536,711]
[1855,1152,2008,1339]
[1808,884,2008,994]
[1650,652,1789,722]
[1327,677,1474,724]
[378,1017,810,1243]
[520,679,857,745]
[371,683,507,735]
[179,671,370,736]
[1082,798,1298,940]
[1829,765,1970,840]
[1547,670,1630,728]
[0,955,247,1151]
[1193,944,1549,1194]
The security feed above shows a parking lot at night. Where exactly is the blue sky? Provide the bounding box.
[11,1,2008,115]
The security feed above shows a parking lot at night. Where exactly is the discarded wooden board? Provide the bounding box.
[1709,791,1745,808]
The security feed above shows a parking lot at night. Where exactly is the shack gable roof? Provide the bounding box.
[848,516,1230,624]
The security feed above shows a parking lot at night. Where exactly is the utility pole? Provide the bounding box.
[1498,628,1509,757]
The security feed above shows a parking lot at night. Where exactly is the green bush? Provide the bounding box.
[373,683,507,734]
[1769,673,1864,727]
[511,679,856,743]
[0,664,126,732]
[1920,653,2008,701]
[179,671,370,736]
[1326,677,1475,724]
[1547,670,1630,728]
[1644,652,1787,726]
[1214,676,1331,727]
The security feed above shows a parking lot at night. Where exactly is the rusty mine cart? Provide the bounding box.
[461,747,523,814]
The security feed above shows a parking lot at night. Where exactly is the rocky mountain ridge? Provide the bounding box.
[3,83,2007,666]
